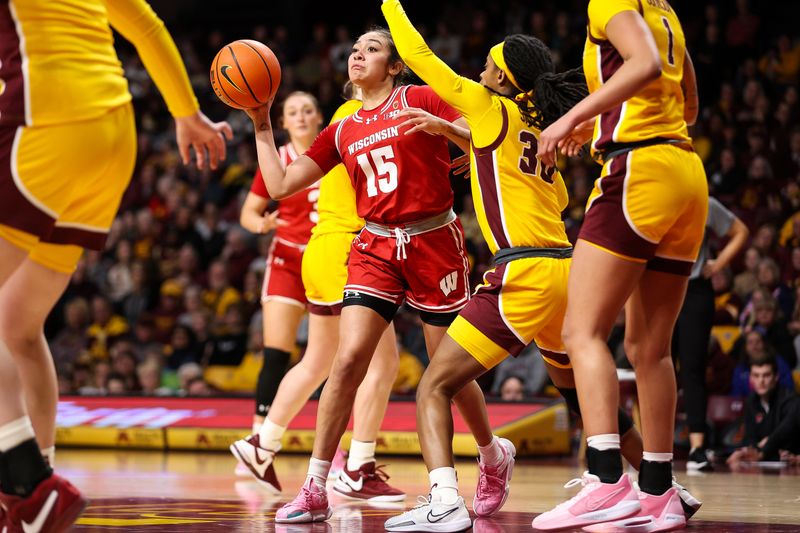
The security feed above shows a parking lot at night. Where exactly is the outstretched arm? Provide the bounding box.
[382,0,501,147]
[537,10,662,167]
[246,104,325,200]
[105,0,232,169]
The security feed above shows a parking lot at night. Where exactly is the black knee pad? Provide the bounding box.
[255,347,291,416]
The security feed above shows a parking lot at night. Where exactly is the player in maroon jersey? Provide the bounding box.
[237,92,322,457]
[242,27,498,523]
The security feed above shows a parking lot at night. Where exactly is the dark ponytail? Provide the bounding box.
[502,34,588,130]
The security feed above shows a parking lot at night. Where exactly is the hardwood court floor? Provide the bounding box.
[57,449,800,532]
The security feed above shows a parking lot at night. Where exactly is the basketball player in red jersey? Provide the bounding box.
[242,28,499,523]
[237,91,322,452]
[0,0,230,530]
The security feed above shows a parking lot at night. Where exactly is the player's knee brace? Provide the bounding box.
[255,348,292,416]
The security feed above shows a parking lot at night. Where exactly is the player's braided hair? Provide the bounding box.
[502,34,588,130]
[366,26,411,86]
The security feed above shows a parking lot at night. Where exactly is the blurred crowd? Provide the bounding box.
[46,0,799,423]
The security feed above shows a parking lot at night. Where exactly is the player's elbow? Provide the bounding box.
[643,56,662,82]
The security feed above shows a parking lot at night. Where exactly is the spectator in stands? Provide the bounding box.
[106,373,128,395]
[165,325,200,371]
[202,260,241,321]
[756,257,795,319]
[733,247,762,300]
[106,239,135,304]
[499,376,525,402]
[731,331,795,396]
[750,296,797,368]
[206,304,247,366]
[121,262,151,326]
[51,298,90,368]
[87,295,129,360]
[728,354,800,464]
[674,198,748,471]
[711,268,742,325]
[490,344,547,397]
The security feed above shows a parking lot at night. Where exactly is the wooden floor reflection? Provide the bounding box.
[58,449,800,532]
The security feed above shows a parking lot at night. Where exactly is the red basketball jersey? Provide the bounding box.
[250,143,319,245]
[305,85,460,225]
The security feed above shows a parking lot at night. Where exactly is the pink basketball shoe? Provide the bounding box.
[275,478,332,524]
[582,487,686,532]
[532,472,640,530]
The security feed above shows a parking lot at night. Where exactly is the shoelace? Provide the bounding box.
[476,468,503,496]
[412,494,432,510]
[549,473,596,511]
[368,465,392,485]
[393,227,410,260]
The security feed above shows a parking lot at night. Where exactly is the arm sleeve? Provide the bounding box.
[707,197,735,237]
[104,0,199,117]
[382,0,504,147]
[249,168,270,200]
[304,124,342,175]
[588,0,642,40]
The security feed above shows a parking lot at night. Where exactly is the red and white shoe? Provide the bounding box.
[229,434,282,494]
[532,472,640,531]
[582,487,686,532]
[474,437,516,517]
[1,474,87,533]
[332,462,405,502]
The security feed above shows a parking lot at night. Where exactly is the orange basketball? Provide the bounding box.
[210,40,281,110]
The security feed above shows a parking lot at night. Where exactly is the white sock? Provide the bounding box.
[307,457,331,489]
[252,421,261,436]
[429,467,459,505]
[347,440,376,471]
[0,417,35,452]
[587,433,620,451]
[41,446,55,467]
[643,451,673,463]
[257,417,285,452]
[478,436,504,467]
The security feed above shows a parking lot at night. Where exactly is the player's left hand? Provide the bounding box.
[175,111,233,170]
[398,107,449,136]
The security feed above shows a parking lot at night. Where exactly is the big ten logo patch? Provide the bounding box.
[385,109,401,121]
[439,271,458,296]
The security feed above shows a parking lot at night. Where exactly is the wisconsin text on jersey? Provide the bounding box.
[346,125,400,155]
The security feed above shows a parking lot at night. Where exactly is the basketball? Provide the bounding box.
[210,39,281,110]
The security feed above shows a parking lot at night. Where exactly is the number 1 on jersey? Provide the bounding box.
[357,146,398,197]
[661,17,675,66]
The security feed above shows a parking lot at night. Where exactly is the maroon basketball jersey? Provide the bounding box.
[250,144,319,245]
[305,85,460,225]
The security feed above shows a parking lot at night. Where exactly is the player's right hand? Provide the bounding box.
[244,101,274,132]
[258,210,286,234]
[175,111,233,170]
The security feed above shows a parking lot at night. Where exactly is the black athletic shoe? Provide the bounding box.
[686,448,713,472]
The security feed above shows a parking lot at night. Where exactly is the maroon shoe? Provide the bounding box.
[229,434,282,494]
[331,462,405,502]
[1,473,87,533]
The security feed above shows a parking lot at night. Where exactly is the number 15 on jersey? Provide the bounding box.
[357,146,398,197]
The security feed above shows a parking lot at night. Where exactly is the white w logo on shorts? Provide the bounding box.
[439,271,458,296]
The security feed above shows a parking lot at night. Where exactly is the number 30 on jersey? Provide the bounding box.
[357,146,398,197]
